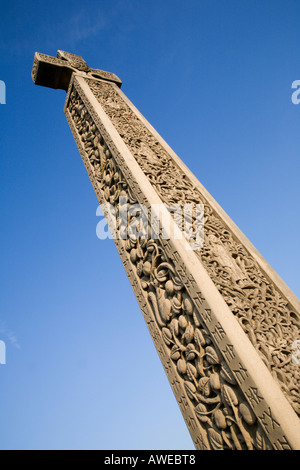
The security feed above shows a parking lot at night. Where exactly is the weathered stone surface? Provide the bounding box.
[32,51,122,90]
[32,51,300,450]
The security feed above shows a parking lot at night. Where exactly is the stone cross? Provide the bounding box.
[32,50,300,450]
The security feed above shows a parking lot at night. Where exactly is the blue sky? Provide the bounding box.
[0,0,299,450]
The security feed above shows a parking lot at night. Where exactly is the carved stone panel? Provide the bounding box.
[62,76,300,450]
[83,78,300,420]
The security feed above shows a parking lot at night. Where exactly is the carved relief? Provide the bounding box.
[85,78,300,417]
[57,50,90,72]
[64,86,281,450]
[32,52,122,90]
[31,56,40,83]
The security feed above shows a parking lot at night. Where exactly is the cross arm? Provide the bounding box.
[31,51,122,91]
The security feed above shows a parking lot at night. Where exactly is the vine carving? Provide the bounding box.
[65,87,279,450]
[85,79,300,417]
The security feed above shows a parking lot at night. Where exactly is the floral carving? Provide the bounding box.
[85,79,300,417]
[65,87,277,450]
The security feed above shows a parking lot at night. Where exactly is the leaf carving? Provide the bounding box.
[178,315,188,330]
[221,384,239,408]
[162,327,173,346]
[214,409,227,430]
[187,363,198,381]
[170,344,181,361]
[207,427,224,450]
[255,427,269,450]
[209,372,221,391]
[183,324,194,344]
[194,328,206,349]
[220,361,237,385]
[184,381,197,401]
[198,377,210,395]
[205,346,221,365]
[177,358,187,375]
[195,403,211,423]
[239,402,256,425]
[185,343,197,361]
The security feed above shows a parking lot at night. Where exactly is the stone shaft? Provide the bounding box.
[32,51,300,450]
